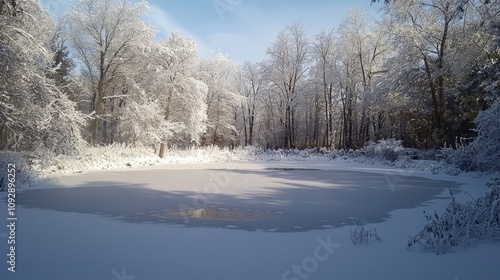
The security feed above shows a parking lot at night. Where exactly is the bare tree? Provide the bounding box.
[240,61,267,146]
[312,29,337,148]
[267,23,310,149]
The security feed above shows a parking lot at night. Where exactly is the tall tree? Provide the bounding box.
[0,0,85,155]
[198,53,242,146]
[312,29,337,148]
[383,0,492,147]
[266,23,310,149]
[340,7,392,146]
[65,0,153,145]
[240,61,267,146]
[148,32,208,145]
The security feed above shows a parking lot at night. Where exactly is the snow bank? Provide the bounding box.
[23,142,468,178]
[2,136,485,182]
[30,145,342,176]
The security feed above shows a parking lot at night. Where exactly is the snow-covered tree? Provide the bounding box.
[256,60,283,148]
[383,0,494,147]
[148,32,208,145]
[239,61,267,146]
[266,23,310,148]
[311,28,338,148]
[115,83,182,146]
[0,0,20,16]
[328,7,394,148]
[65,0,154,145]
[0,0,85,155]
[467,59,500,171]
[75,29,208,148]
[198,53,242,146]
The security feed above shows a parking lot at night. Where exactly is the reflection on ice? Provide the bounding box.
[160,208,276,221]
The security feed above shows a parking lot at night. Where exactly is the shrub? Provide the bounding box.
[438,100,500,173]
[364,139,404,162]
[408,177,500,254]
[438,137,478,172]
[350,225,382,245]
[472,100,500,172]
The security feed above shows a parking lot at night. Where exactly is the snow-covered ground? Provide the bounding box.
[1,160,499,279]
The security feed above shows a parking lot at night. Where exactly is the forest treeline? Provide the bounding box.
[1,0,499,155]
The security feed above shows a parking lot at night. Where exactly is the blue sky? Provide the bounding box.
[43,0,383,63]
[146,0,382,62]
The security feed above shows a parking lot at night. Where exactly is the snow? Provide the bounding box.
[1,160,499,279]
[29,144,448,178]
[31,145,349,176]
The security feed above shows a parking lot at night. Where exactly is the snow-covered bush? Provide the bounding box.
[437,99,500,173]
[0,152,37,190]
[408,183,500,254]
[472,100,500,172]
[413,149,437,160]
[350,225,382,245]
[364,139,404,162]
[31,143,160,175]
[487,172,500,188]
[438,137,478,172]
[430,162,462,176]
[31,145,346,175]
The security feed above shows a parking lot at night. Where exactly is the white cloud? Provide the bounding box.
[145,1,381,63]
[145,2,284,62]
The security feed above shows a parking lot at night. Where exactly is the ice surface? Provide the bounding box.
[15,164,457,232]
[0,161,498,280]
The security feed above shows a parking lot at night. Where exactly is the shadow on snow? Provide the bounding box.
[13,168,459,232]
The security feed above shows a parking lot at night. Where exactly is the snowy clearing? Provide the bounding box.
[2,0,499,279]
[1,160,499,280]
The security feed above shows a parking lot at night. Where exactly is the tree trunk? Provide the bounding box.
[248,105,255,146]
[292,113,295,148]
[159,143,165,158]
[284,105,291,149]
[423,54,443,145]
[323,84,330,148]
[93,78,105,145]
[242,105,248,146]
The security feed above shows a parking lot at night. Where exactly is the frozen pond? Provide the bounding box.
[17,163,458,232]
[4,162,496,280]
